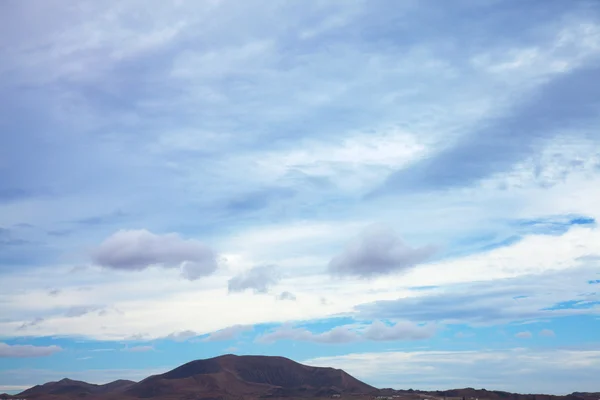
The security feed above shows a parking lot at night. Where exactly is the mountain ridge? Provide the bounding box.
[8,355,599,400]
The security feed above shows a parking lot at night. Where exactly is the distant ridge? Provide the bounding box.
[18,377,135,398]
[13,355,599,400]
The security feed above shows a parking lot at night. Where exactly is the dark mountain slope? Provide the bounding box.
[124,354,375,398]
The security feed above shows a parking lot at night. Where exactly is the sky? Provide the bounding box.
[1,0,600,395]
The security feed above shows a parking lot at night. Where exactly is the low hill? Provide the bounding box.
[18,378,135,398]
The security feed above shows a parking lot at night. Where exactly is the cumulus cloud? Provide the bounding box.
[328,225,435,278]
[91,229,218,280]
[257,320,435,344]
[515,331,532,338]
[228,265,280,293]
[276,291,297,301]
[203,324,253,342]
[0,342,62,358]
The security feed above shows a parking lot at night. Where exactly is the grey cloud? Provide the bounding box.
[372,65,600,197]
[65,305,104,318]
[17,317,44,331]
[515,331,532,339]
[124,345,154,353]
[355,266,600,325]
[328,224,435,278]
[47,229,72,237]
[276,291,297,301]
[91,229,218,280]
[540,329,556,337]
[73,210,127,226]
[226,187,296,213]
[228,265,280,294]
[48,289,61,297]
[203,325,253,342]
[0,227,30,247]
[0,342,62,358]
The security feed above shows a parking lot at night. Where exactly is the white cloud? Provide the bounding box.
[0,221,598,340]
[0,343,62,358]
[257,320,435,344]
[303,348,600,394]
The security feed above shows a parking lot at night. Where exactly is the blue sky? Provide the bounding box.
[1,0,600,395]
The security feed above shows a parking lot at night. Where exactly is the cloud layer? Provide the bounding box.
[0,343,62,358]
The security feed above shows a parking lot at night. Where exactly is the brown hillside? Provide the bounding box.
[124,354,375,399]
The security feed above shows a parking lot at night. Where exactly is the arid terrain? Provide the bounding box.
[1,355,598,400]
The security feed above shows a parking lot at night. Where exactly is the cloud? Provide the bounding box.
[165,330,198,342]
[17,317,44,331]
[226,187,296,213]
[228,265,280,293]
[257,324,358,344]
[124,345,154,353]
[355,271,599,326]
[540,329,556,337]
[328,225,435,278]
[371,62,600,197]
[303,348,600,394]
[203,325,253,342]
[74,210,127,226]
[64,305,104,318]
[257,320,435,344]
[91,229,218,280]
[0,342,62,358]
[515,331,532,339]
[276,291,297,301]
[363,320,437,341]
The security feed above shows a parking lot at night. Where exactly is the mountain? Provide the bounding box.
[14,356,599,400]
[124,354,375,399]
[18,377,135,398]
[16,354,374,399]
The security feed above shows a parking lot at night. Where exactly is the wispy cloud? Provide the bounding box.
[304,348,600,394]
[203,325,253,342]
[0,343,62,358]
